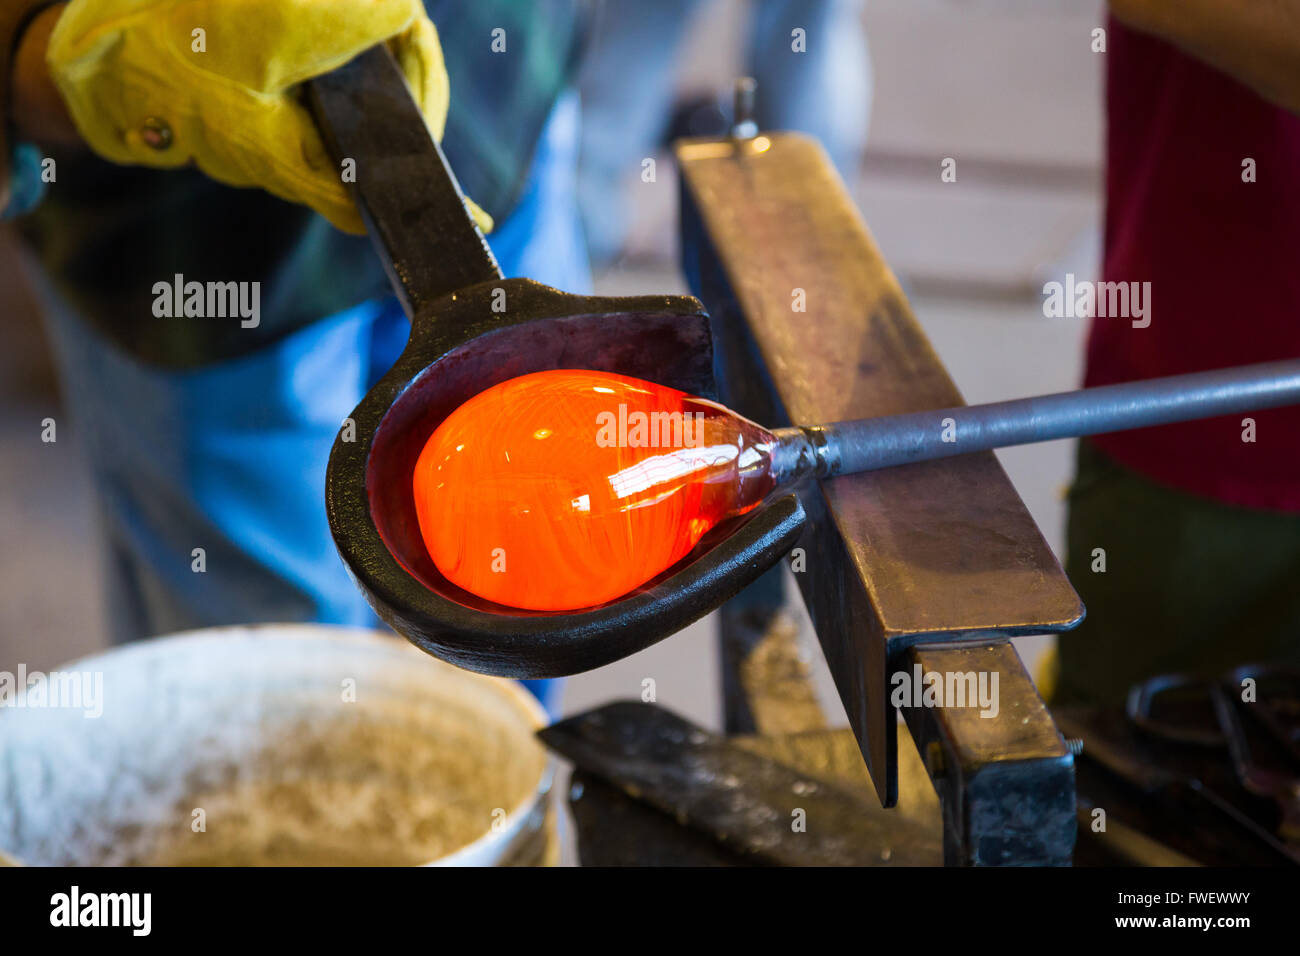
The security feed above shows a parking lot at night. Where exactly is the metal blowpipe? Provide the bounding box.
[415,360,1300,612]
[769,359,1300,483]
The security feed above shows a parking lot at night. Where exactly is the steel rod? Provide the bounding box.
[772,359,1300,480]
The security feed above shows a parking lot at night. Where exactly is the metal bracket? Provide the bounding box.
[678,131,1083,810]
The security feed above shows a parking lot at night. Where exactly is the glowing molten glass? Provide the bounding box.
[413,370,778,611]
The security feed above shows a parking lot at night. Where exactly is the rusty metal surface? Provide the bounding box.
[679,132,1083,805]
[901,642,1075,865]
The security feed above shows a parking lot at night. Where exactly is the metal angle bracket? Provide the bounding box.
[678,131,1083,805]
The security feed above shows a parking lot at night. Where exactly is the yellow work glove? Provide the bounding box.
[46,0,490,234]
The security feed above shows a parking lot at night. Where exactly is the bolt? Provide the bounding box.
[140,117,173,150]
[731,77,758,140]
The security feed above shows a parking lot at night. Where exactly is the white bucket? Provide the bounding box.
[0,625,552,866]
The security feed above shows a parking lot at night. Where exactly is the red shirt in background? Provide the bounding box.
[1085,17,1300,511]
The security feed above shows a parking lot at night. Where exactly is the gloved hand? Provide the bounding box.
[46,0,489,234]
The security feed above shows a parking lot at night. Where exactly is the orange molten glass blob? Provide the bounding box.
[413,369,779,611]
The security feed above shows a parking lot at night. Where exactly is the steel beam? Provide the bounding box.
[900,642,1075,865]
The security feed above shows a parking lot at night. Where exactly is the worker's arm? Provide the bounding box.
[1110,0,1300,115]
[4,0,463,233]
[11,3,78,145]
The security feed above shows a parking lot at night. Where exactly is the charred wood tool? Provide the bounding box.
[540,701,940,865]
[308,47,1300,681]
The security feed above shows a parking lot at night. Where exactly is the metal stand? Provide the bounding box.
[682,129,1079,865]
